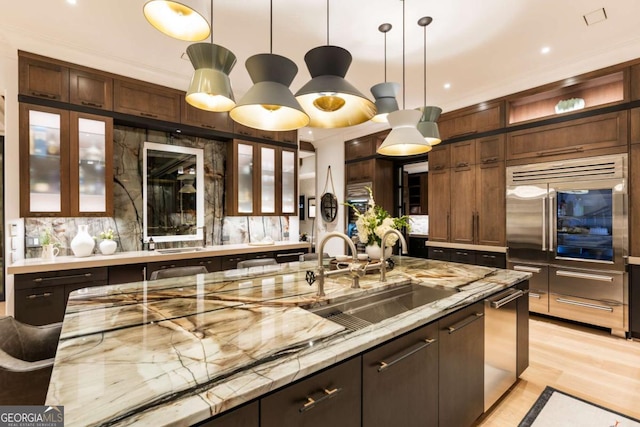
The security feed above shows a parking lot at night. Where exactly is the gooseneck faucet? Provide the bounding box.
[315,231,362,297]
[379,229,408,282]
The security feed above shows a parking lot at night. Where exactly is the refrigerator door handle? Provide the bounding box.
[541,197,547,251]
[548,193,555,252]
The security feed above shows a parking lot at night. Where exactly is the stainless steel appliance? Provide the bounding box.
[506,154,628,335]
[484,287,527,411]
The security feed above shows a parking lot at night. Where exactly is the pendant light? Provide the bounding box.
[416,16,442,145]
[185,0,237,112]
[377,0,432,156]
[371,23,400,123]
[295,0,376,128]
[229,0,309,131]
[143,0,210,42]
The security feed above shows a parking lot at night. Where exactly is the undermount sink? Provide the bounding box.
[156,247,205,254]
[306,284,457,331]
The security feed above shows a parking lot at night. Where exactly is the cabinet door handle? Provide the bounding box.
[432,165,444,171]
[446,312,484,333]
[556,270,614,282]
[201,124,217,129]
[490,289,526,309]
[456,161,469,168]
[446,212,450,241]
[34,273,92,283]
[475,212,480,243]
[299,387,342,413]
[378,338,436,372]
[31,91,57,99]
[514,265,541,274]
[482,156,498,164]
[80,101,103,108]
[556,297,614,312]
[276,252,304,258]
[27,292,53,299]
[537,146,584,157]
[140,112,158,118]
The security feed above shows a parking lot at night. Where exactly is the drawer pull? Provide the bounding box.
[140,112,158,118]
[378,338,436,372]
[34,273,92,283]
[482,156,498,164]
[299,387,342,413]
[456,251,468,256]
[537,146,583,157]
[490,289,525,309]
[556,270,614,282]
[529,292,542,299]
[27,292,52,299]
[201,124,217,129]
[31,91,57,99]
[446,312,484,333]
[556,297,613,312]
[433,249,444,253]
[482,254,496,259]
[456,162,469,168]
[514,265,541,274]
[80,101,103,108]
[276,252,305,258]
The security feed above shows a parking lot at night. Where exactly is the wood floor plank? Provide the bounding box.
[475,315,640,426]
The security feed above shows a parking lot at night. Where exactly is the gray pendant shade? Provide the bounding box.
[370,82,400,123]
[230,54,310,131]
[295,45,376,128]
[185,42,237,112]
[417,106,442,145]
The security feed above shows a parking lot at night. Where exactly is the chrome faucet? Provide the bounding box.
[315,231,364,297]
[379,229,408,282]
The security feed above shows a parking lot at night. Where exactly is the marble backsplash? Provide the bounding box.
[24,125,291,258]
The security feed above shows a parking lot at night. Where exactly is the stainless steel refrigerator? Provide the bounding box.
[506,153,628,336]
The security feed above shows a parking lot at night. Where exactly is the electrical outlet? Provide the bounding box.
[10,237,18,250]
[26,237,40,248]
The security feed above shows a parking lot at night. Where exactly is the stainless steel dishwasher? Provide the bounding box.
[484,287,527,411]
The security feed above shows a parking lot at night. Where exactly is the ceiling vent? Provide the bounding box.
[583,8,607,26]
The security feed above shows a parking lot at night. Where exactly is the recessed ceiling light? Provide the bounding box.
[66,0,77,4]
[443,83,451,89]
[308,130,313,135]
[541,46,551,54]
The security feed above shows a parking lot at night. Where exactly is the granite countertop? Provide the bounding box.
[46,257,530,426]
[7,241,311,275]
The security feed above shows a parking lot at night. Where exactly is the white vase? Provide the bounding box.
[365,242,392,260]
[99,239,117,255]
[71,224,95,257]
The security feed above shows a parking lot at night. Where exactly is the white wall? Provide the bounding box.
[0,45,23,316]
[314,135,346,257]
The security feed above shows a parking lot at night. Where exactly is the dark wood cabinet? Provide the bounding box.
[428,145,450,171]
[345,159,375,183]
[475,251,506,268]
[260,357,361,427]
[476,161,506,246]
[408,237,429,258]
[345,135,375,160]
[451,248,475,264]
[181,96,232,132]
[221,255,247,270]
[146,260,188,280]
[450,165,476,245]
[19,52,69,102]
[506,111,628,164]
[69,68,113,110]
[233,122,259,139]
[186,257,222,272]
[438,302,485,427]
[630,265,640,339]
[427,168,450,242]
[108,264,146,285]
[345,159,394,215]
[632,108,640,145]
[516,280,530,377]
[438,101,504,141]
[278,130,298,146]
[113,78,181,123]
[14,268,108,325]
[199,402,258,427]
[476,134,505,164]
[428,246,452,261]
[362,323,438,427]
[274,248,309,263]
[450,139,476,168]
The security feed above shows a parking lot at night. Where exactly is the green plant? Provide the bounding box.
[100,228,115,240]
[41,229,53,246]
[345,187,410,247]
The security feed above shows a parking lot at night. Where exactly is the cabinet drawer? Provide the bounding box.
[15,286,65,326]
[549,267,624,303]
[146,260,188,279]
[451,249,476,264]
[200,401,258,427]
[113,79,181,122]
[108,264,146,285]
[69,68,113,110]
[549,293,624,330]
[475,252,506,268]
[233,122,259,139]
[279,130,298,145]
[15,267,108,290]
[260,357,361,427]
[428,247,452,261]
[510,263,549,314]
[186,257,222,273]
[476,134,505,164]
[221,255,247,270]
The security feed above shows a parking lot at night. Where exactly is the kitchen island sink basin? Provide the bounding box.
[306,284,458,330]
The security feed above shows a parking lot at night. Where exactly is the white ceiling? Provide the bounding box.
[2,0,640,143]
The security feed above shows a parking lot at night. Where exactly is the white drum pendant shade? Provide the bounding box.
[185,42,237,112]
[295,46,376,128]
[370,82,400,123]
[378,109,432,156]
[230,54,309,131]
[143,0,210,41]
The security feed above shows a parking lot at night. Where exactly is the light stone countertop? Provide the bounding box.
[7,241,311,275]
[45,257,531,426]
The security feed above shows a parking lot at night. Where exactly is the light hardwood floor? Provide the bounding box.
[0,301,4,316]
[476,315,640,426]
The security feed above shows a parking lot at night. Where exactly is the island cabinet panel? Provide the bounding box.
[438,302,485,427]
[427,168,450,242]
[14,267,108,326]
[69,68,113,110]
[19,54,69,102]
[438,101,504,141]
[180,95,233,132]
[260,356,362,427]
[516,280,530,377]
[506,111,628,164]
[113,78,181,123]
[200,401,258,427]
[362,323,438,427]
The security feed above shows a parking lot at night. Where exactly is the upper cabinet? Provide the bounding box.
[226,140,297,216]
[180,95,233,132]
[69,68,113,110]
[113,78,181,122]
[437,101,504,141]
[20,103,113,217]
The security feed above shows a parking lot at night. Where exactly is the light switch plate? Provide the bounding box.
[10,237,18,250]
[9,223,18,237]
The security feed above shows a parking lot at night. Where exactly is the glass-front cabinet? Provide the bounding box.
[20,104,113,217]
[227,140,297,216]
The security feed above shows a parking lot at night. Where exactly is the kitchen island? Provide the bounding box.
[45,257,530,426]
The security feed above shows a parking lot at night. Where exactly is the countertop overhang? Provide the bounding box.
[7,241,311,275]
[45,257,530,426]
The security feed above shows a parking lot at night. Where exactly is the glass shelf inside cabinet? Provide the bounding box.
[237,143,254,214]
[29,110,61,212]
[261,146,275,214]
[78,118,107,211]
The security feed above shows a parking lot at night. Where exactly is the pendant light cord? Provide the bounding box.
[384,30,387,82]
[326,0,330,45]
[423,22,426,106]
[270,0,273,53]
[402,0,406,109]
[210,0,213,44]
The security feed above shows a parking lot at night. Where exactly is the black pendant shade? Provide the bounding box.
[295,45,376,128]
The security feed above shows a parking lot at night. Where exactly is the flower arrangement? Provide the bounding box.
[346,187,410,248]
[99,228,115,240]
